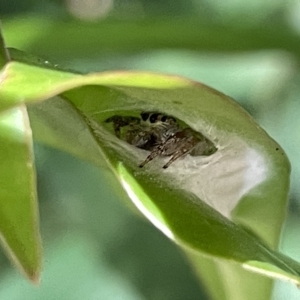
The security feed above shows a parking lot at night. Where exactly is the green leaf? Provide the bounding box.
[0,104,41,280]
[2,16,300,60]
[28,96,108,168]
[0,31,41,279]
[0,21,10,68]
[1,57,299,298]
[0,62,78,113]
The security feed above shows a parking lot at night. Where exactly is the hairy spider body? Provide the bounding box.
[106,112,217,168]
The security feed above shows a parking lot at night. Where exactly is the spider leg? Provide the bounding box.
[140,130,197,168]
[162,133,199,169]
[162,147,190,169]
[139,144,164,167]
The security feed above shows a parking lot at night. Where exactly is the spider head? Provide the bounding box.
[140,112,177,128]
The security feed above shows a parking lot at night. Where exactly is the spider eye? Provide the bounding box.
[141,112,149,121]
[161,116,167,122]
[150,113,159,123]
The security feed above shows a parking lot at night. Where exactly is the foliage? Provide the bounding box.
[1,2,300,299]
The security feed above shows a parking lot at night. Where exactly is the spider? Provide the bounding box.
[105,112,217,169]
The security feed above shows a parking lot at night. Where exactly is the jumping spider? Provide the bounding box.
[106,112,217,169]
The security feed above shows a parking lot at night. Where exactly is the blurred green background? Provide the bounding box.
[1,0,300,299]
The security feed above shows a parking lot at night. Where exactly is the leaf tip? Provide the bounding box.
[28,270,41,285]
